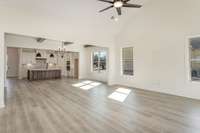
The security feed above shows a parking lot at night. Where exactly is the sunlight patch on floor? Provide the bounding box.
[72,80,102,90]
[90,82,101,86]
[72,83,86,87]
[82,80,93,84]
[80,85,94,90]
[108,88,132,102]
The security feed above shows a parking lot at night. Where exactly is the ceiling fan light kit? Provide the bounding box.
[114,1,123,8]
[98,0,142,16]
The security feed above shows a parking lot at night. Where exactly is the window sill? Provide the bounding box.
[121,75,134,80]
[190,80,200,84]
[92,70,107,73]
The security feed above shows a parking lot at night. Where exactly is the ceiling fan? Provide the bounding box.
[98,0,142,15]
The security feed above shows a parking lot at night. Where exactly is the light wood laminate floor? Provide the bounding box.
[1,78,200,133]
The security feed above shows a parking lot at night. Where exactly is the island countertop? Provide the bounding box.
[28,68,61,71]
[28,69,61,81]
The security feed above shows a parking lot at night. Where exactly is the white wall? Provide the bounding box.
[85,47,109,82]
[108,44,116,85]
[5,34,81,52]
[0,32,5,108]
[114,0,200,99]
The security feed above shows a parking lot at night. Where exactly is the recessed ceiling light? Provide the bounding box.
[111,16,119,21]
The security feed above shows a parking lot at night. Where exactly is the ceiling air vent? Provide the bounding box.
[84,45,96,48]
[36,38,46,43]
[63,41,74,45]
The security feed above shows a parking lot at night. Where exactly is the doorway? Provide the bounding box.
[74,59,79,79]
[7,47,19,78]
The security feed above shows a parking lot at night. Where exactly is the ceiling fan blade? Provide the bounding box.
[123,0,131,2]
[99,5,114,12]
[123,3,142,8]
[116,7,122,15]
[98,0,114,4]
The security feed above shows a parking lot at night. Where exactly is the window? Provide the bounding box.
[190,37,200,81]
[121,47,134,76]
[92,51,106,72]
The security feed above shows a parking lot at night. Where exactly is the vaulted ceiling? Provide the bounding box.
[0,0,147,46]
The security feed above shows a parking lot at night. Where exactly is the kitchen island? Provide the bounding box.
[27,69,61,81]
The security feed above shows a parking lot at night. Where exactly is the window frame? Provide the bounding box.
[120,46,134,78]
[91,51,107,73]
[187,36,200,83]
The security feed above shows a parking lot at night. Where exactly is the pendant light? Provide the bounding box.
[58,41,66,58]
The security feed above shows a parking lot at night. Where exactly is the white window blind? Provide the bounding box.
[121,47,134,76]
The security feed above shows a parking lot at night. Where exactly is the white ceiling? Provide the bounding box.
[0,0,146,17]
[0,0,148,45]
